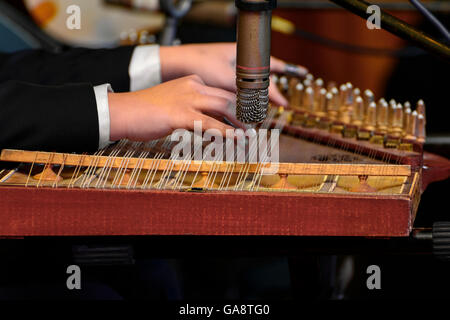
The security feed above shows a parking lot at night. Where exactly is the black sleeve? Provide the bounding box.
[0,46,136,92]
[0,80,99,152]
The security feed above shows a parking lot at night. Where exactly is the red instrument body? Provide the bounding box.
[0,186,416,237]
[1,125,448,238]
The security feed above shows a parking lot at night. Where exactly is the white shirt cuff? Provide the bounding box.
[129,44,161,91]
[93,83,114,149]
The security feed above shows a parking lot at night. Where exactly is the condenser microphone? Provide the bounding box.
[235,0,277,124]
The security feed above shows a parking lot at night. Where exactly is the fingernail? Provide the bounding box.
[298,66,308,76]
[284,64,308,77]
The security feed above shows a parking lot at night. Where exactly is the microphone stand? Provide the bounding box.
[329,0,450,61]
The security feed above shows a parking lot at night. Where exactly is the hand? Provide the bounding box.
[108,75,244,141]
[159,43,308,107]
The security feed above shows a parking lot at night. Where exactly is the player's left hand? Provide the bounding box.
[159,42,308,107]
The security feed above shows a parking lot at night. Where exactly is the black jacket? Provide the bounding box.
[0,46,135,152]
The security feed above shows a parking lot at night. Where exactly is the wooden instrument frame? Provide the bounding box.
[0,182,418,237]
[1,116,448,239]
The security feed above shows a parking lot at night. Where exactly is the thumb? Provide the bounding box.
[269,78,288,107]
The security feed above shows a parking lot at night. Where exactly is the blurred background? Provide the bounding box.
[0,0,449,300]
[2,0,448,133]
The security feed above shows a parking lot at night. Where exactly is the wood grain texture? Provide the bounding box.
[0,149,411,176]
[0,186,412,237]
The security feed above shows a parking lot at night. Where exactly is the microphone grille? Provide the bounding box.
[236,87,269,123]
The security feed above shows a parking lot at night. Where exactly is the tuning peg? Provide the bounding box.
[376,98,389,134]
[417,113,426,143]
[416,99,426,118]
[278,76,289,94]
[339,84,347,108]
[363,89,374,114]
[288,77,300,99]
[317,91,332,130]
[363,102,377,132]
[290,82,304,109]
[314,78,324,101]
[352,96,364,126]
[403,101,412,131]
[392,103,404,136]
[327,87,340,122]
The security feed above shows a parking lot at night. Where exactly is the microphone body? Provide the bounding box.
[235,0,276,124]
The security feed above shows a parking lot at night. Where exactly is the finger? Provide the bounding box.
[192,94,245,129]
[269,79,288,107]
[203,104,246,130]
[270,56,308,77]
[197,84,236,102]
[270,57,286,73]
[187,112,236,137]
[185,74,205,85]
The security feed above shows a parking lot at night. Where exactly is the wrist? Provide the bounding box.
[108,92,128,141]
[159,45,192,82]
